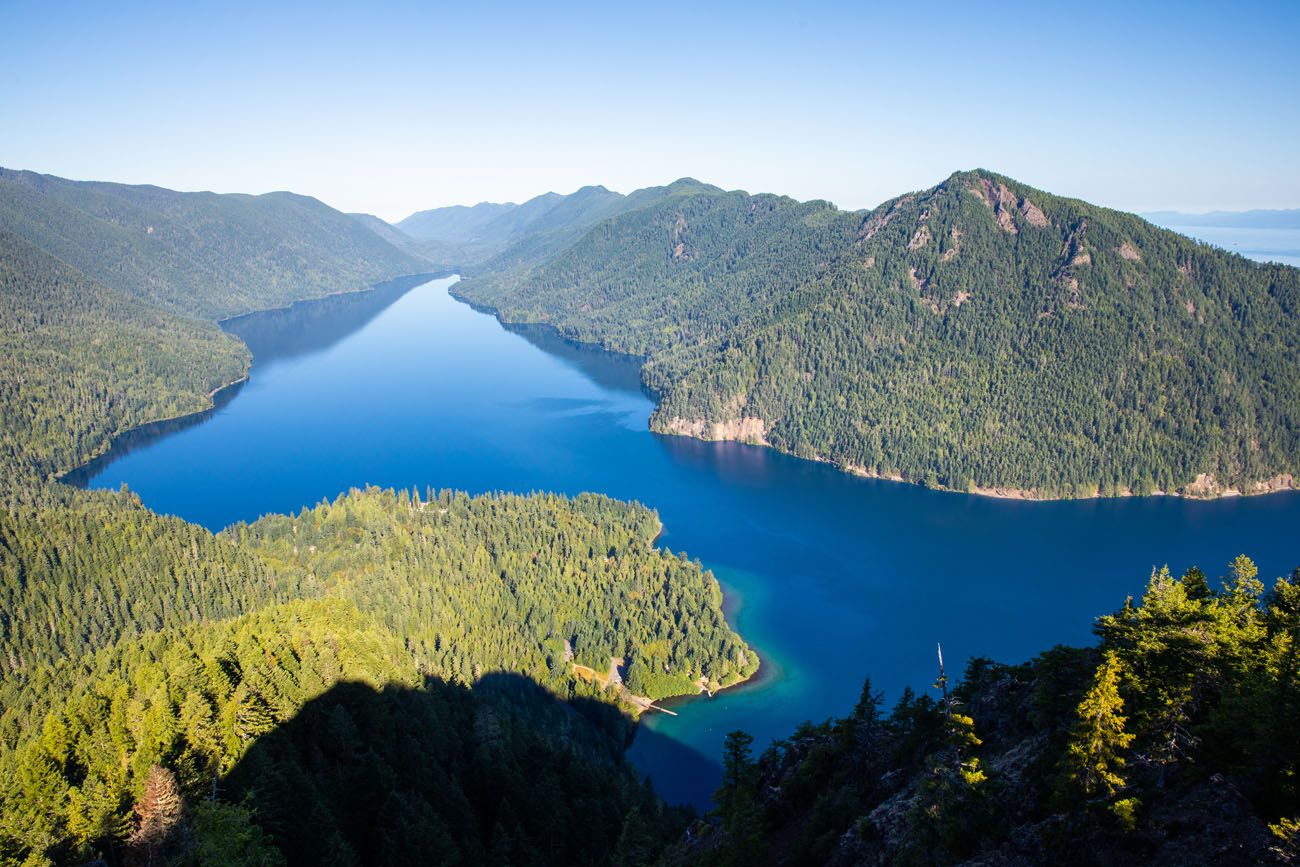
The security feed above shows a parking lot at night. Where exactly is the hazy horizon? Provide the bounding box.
[3,1,1298,221]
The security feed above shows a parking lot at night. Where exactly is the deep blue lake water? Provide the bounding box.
[75,274,1300,808]
[1153,224,1300,268]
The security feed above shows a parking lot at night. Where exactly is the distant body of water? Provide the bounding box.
[1157,224,1300,268]
[75,275,1300,809]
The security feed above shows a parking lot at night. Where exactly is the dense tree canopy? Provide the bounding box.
[0,230,249,478]
[0,167,430,318]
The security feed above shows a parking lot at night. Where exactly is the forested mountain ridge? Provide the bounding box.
[0,168,429,318]
[397,200,525,242]
[454,169,1300,499]
[397,188,634,246]
[0,229,249,479]
[392,179,726,275]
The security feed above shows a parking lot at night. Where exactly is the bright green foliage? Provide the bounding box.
[0,486,751,863]
[0,485,302,725]
[946,713,986,787]
[230,486,756,701]
[1270,816,1300,859]
[457,170,1300,497]
[1094,559,1289,790]
[0,597,689,865]
[907,699,989,860]
[0,599,401,862]
[1109,796,1141,832]
[1063,651,1134,798]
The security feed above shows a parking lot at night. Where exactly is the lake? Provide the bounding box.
[1154,223,1300,268]
[74,274,1300,808]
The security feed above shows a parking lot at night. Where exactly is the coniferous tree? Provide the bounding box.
[1062,651,1134,799]
[714,730,762,867]
[126,765,187,867]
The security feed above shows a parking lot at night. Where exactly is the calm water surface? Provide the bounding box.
[78,275,1300,808]
[1157,224,1300,267]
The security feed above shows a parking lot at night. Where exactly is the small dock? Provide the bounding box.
[572,656,680,715]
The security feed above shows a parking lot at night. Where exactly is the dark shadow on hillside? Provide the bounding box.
[216,672,706,865]
[222,272,445,367]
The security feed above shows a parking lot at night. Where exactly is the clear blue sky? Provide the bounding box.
[2,0,1297,221]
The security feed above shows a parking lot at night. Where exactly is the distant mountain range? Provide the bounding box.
[384,180,726,272]
[1144,208,1300,229]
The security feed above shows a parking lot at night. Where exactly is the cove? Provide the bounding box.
[75,275,1300,809]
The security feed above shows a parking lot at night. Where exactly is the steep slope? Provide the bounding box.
[470,191,565,242]
[0,168,428,318]
[396,200,520,241]
[0,229,249,478]
[396,189,621,248]
[468,178,726,278]
[669,558,1300,867]
[456,170,1300,499]
[456,178,852,355]
[489,185,627,238]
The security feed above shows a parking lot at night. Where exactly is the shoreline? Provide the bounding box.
[827,460,1298,503]
[447,289,1298,506]
[53,373,251,486]
[629,561,767,717]
[628,529,765,716]
[638,649,774,718]
[628,652,764,718]
[215,270,449,328]
[55,272,450,488]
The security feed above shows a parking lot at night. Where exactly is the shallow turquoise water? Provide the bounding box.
[77,275,1300,808]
